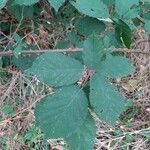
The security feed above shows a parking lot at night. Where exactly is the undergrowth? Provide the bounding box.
[0,0,150,150]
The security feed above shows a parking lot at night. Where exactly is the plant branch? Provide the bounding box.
[0,48,150,57]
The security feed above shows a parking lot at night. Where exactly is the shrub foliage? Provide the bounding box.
[0,0,149,149]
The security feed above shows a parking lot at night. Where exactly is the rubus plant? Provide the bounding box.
[0,0,150,149]
[23,34,134,150]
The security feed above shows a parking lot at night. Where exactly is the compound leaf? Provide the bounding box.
[48,0,66,12]
[71,0,109,19]
[90,74,127,125]
[14,0,39,6]
[83,34,104,69]
[66,112,96,150]
[35,85,88,138]
[25,52,84,87]
[98,54,134,78]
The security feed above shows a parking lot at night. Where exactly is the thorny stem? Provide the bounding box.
[0,48,150,57]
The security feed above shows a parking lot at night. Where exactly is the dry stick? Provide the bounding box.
[0,48,150,57]
[0,48,82,57]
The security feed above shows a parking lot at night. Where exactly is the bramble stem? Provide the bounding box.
[0,48,150,57]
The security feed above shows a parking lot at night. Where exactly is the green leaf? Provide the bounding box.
[83,34,104,69]
[71,0,109,19]
[13,56,37,70]
[75,16,105,36]
[140,130,150,140]
[13,33,22,43]
[90,74,127,125]
[114,19,132,48]
[99,54,134,78]
[65,112,96,150]
[0,57,2,67]
[7,1,34,21]
[0,0,6,9]
[35,85,88,138]
[104,31,122,47]
[67,31,80,46]
[25,52,84,87]
[15,98,24,105]
[14,0,39,6]
[2,103,15,117]
[145,20,150,33]
[124,134,134,143]
[142,1,150,8]
[123,7,140,20]
[115,0,139,17]
[48,0,66,12]
[13,44,23,58]
[70,52,84,64]
[55,40,70,49]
